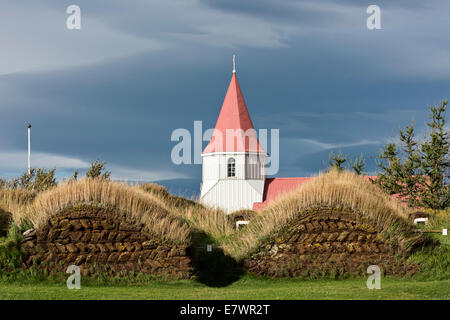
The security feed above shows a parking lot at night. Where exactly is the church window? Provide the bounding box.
[227,158,236,177]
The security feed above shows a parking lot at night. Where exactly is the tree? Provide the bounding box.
[375,143,403,195]
[328,151,347,172]
[70,171,79,182]
[6,178,19,190]
[376,100,449,209]
[10,168,57,191]
[19,168,35,190]
[376,123,423,206]
[420,100,449,209]
[86,159,111,180]
[397,124,424,207]
[34,168,57,191]
[350,153,366,175]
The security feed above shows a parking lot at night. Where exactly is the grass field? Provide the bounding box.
[1,276,449,300]
[1,176,448,301]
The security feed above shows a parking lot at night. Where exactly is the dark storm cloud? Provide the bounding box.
[0,47,228,179]
[201,0,435,16]
[286,144,384,177]
[1,0,450,190]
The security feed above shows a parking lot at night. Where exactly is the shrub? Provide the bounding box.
[85,159,111,180]
[0,224,26,271]
[1,168,57,192]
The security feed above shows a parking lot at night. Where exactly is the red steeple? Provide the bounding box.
[203,71,266,154]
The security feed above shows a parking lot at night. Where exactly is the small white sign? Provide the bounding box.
[414,217,428,225]
[236,220,249,230]
[206,244,212,252]
[443,229,448,236]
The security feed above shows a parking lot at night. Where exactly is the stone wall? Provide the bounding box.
[243,209,413,277]
[23,204,192,278]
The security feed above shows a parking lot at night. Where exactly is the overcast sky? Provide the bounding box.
[1,0,449,192]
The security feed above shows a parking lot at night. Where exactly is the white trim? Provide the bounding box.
[236,220,249,230]
[202,151,268,157]
[413,217,428,224]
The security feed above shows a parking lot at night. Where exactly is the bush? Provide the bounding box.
[0,224,26,271]
[85,159,111,180]
[0,168,57,192]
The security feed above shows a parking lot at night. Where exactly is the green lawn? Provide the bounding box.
[1,276,448,300]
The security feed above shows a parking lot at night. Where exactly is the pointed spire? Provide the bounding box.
[232,54,236,73]
[203,69,265,154]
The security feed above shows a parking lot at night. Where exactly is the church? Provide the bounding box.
[200,57,312,213]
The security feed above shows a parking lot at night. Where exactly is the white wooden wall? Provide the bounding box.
[200,152,267,213]
[201,179,264,213]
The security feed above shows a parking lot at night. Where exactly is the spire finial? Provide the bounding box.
[232,54,236,73]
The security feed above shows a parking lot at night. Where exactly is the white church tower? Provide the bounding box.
[200,56,268,213]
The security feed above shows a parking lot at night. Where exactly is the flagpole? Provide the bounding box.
[27,123,31,174]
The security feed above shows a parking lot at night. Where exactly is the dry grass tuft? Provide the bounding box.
[222,169,426,260]
[140,183,170,199]
[228,209,256,222]
[0,189,37,225]
[26,179,191,243]
[138,183,235,240]
[139,183,200,211]
[181,206,235,240]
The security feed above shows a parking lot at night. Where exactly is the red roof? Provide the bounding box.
[253,177,313,210]
[203,73,265,154]
[252,176,383,210]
